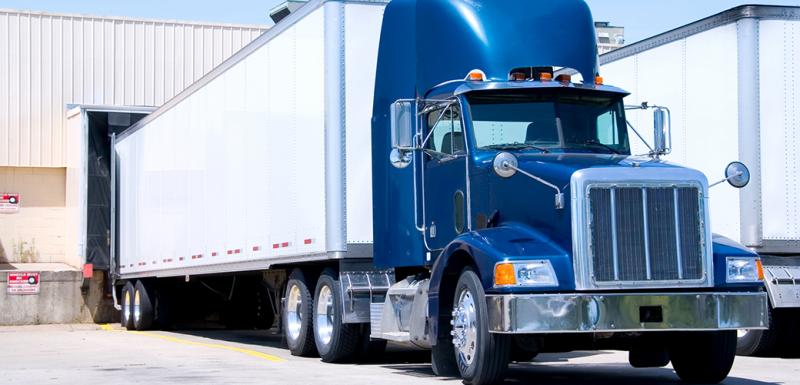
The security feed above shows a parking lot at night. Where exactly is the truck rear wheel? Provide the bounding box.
[451,268,510,385]
[669,330,737,383]
[133,280,155,331]
[313,268,360,363]
[120,282,135,330]
[283,269,317,357]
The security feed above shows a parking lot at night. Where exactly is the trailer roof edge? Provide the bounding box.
[600,4,800,66]
[116,0,389,142]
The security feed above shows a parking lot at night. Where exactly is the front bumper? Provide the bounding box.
[487,292,768,333]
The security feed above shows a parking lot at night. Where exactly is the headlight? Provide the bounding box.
[725,257,764,283]
[494,260,558,287]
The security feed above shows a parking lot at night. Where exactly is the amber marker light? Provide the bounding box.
[495,263,517,286]
[539,72,553,81]
[756,259,765,281]
[595,75,604,85]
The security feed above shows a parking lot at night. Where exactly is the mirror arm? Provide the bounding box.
[625,119,654,153]
[709,171,743,188]
[504,161,565,209]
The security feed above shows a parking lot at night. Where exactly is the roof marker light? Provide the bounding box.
[595,75,604,85]
[539,72,553,81]
[510,72,526,81]
[556,74,571,83]
[466,69,487,81]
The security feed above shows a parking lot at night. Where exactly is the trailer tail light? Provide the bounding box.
[466,69,486,81]
[494,263,516,286]
[595,75,604,85]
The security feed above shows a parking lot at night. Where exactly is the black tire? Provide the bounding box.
[313,268,360,363]
[669,330,737,384]
[120,282,135,330]
[133,280,155,331]
[510,336,539,362]
[283,269,317,357]
[451,268,510,385]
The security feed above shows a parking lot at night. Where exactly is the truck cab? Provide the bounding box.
[370,1,768,384]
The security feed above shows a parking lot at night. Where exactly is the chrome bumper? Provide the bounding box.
[487,292,768,334]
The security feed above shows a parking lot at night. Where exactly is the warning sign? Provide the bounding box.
[0,193,20,214]
[7,272,40,295]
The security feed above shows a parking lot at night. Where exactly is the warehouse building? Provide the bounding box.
[0,8,266,325]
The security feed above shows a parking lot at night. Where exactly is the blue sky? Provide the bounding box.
[2,0,799,43]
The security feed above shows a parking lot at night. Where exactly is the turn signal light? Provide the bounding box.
[756,259,765,281]
[494,263,516,286]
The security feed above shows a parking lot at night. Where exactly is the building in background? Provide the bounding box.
[0,8,265,325]
[595,21,625,54]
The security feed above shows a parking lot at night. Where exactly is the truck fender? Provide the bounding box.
[426,223,571,343]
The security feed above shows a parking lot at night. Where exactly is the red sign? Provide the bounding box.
[0,193,20,214]
[7,272,40,295]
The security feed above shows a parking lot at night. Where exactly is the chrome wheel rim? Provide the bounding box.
[452,288,478,367]
[286,284,303,341]
[315,285,334,346]
[122,290,131,324]
[133,289,141,324]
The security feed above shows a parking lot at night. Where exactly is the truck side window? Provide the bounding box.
[596,110,620,145]
[427,105,464,156]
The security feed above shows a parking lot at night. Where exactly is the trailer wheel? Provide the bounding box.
[133,280,155,331]
[451,268,510,385]
[737,305,783,356]
[313,268,360,363]
[120,282,136,330]
[283,269,317,357]
[669,330,737,384]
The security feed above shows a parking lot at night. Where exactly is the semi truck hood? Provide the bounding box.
[480,153,705,257]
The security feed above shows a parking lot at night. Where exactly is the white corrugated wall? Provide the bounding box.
[0,9,266,167]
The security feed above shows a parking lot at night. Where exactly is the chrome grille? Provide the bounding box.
[587,185,704,284]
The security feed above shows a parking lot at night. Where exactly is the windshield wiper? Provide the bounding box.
[577,140,621,154]
[483,142,550,153]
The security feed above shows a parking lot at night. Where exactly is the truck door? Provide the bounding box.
[423,102,468,252]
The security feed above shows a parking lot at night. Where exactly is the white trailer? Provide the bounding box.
[599,4,800,356]
[111,0,391,352]
[113,0,385,278]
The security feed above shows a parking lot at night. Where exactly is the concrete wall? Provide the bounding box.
[0,167,66,264]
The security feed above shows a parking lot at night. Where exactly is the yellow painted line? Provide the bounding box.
[100,325,285,363]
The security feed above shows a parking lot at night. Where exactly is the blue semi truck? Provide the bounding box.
[111,1,769,384]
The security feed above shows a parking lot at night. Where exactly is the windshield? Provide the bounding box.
[467,90,629,154]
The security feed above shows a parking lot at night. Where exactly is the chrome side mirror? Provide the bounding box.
[389,100,415,169]
[493,152,518,178]
[652,108,670,156]
[725,161,750,188]
[389,148,412,169]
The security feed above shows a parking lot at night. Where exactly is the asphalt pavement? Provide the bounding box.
[0,324,797,385]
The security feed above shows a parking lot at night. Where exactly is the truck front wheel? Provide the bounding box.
[669,330,737,384]
[283,269,317,357]
[451,268,510,385]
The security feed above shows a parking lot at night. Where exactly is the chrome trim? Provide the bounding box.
[673,187,684,279]
[486,292,768,334]
[641,188,651,280]
[609,188,619,280]
[324,0,347,254]
[570,165,713,290]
